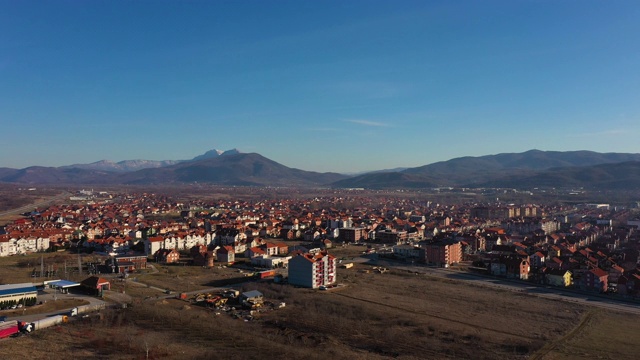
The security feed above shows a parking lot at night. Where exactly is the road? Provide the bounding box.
[0,191,72,220]
[4,290,107,323]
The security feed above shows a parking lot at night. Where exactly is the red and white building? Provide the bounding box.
[288,251,336,289]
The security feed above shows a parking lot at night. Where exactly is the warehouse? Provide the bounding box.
[0,283,37,308]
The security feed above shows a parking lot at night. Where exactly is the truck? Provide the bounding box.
[257,270,276,279]
[75,303,106,315]
[0,320,20,339]
[30,315,68,331]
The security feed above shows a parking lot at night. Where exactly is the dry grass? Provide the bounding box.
[539,310,640,359]
[0,265,608,359]
[2,249,639,359]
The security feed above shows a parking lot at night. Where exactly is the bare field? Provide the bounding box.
[0,184,67,225]
[537,309,640,360]
[1,249,638,359]
[4,264,624,360]
[133,263,250,292]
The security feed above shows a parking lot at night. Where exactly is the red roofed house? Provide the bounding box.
[154,248,180,264]
[216,246,235,265]
[583,267,609,292]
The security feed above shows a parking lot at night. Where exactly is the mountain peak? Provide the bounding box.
[191,148,241,162]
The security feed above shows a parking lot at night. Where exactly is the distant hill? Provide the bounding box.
[403,149,640,184]
[331,172,439,189]
[61,159,181,173]
[332,150,640,190]
[0,167,118,185]
[0,168,19,179]
[3,149,640,190]
[190,148,240,162]
[120,153,347,186]
[61,148,240,172]
[470,161,640,190]
[0,152,346,187]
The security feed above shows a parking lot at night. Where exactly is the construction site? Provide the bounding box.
[176,288,286,321]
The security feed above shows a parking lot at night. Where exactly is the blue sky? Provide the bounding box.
[1,1,639,173]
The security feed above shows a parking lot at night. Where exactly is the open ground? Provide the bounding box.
[2,253,640,359]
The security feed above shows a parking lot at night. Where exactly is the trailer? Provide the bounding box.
[0,320,19,339]
[74,303,106,316]
[31,315,68,331]
[258,270,276,279]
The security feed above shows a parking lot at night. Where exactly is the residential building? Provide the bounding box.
[217,246,235,265]
[288,251,336,289]
[546,269,573,287]
[423,240,462,267]
[338,227,368,243]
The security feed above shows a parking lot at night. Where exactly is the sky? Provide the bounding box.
[1,1,639,173]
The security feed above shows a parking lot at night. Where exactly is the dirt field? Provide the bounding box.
[2,249,640,359]
[535,309,640,360]
[5,262,634,360]
[0,185,67,225]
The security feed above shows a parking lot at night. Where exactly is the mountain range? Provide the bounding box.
[1,149,640,190]
[59,148,240,172]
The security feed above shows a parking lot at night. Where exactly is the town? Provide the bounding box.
[1,186,640,358]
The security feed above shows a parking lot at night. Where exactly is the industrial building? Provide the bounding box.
[0,283,37,307]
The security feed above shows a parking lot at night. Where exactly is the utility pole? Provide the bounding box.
[78,252,82,277]
[40,255,44,278]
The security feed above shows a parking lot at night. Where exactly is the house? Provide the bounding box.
[113,255,147,274]
[617,274,640,296]
[251,255,291,268]
[393,244,421,259]
[245,246,266,258]
[504,256,531,280]
[546,269,573,287]
[191,245,215,268]
[288,251,336,289]
[154,248,180,264]
[217,246,235,265]
[530,251,546,269]
[582,267,609,292]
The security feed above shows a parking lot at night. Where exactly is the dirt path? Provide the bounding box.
[529,309,599,360]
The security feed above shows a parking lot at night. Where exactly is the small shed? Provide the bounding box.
[240,290,263,305]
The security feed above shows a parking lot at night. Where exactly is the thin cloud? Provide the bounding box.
[307,127,339,132]
[344,119,391,127]
[570,129,630,138]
